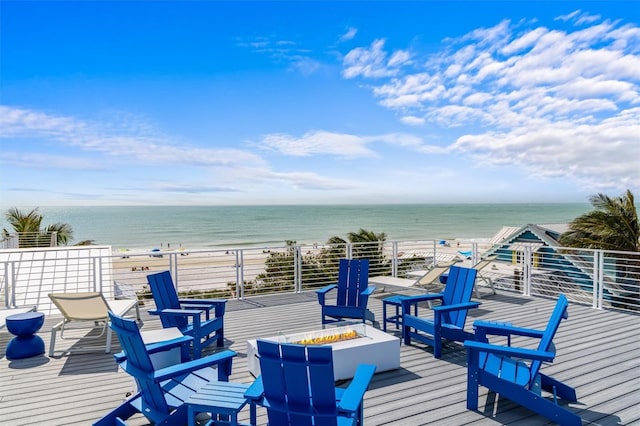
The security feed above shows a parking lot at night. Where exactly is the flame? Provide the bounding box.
[293,329,360,345]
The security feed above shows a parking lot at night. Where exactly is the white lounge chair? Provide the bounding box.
[369,262,455,290]
[472,256,497,297]
[48,292,140,356]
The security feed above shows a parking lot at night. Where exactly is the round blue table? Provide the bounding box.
[5,311,45,360]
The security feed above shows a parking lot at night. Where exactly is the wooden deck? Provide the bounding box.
[1,290,639,425]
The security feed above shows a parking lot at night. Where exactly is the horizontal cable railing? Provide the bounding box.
[1,240,638,315]
[0,232,58,249]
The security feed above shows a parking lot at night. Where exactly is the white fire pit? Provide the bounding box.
[246,323,400,380]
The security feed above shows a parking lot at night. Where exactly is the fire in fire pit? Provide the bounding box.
[292,329,360,345]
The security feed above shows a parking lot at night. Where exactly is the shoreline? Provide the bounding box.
[111,238,489,294]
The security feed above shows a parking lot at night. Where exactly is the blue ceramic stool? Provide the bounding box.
[6,311,45,360]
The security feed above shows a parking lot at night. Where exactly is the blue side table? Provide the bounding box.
[186,381,256,426]
[6,311,45,360]
[382,295,418,332]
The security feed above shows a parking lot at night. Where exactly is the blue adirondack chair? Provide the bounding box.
[316,258,376,325]
[401,265,480,358]
[245,340,376,426]
[147,270,226,358]
[464,294,580,425]
[93,311,236,426]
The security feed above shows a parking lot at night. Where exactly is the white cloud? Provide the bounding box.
[289,56,322,75]
[152,183,240,194]
[451,108,640,190]
[0,106,266,168]
[339,27,358,42]
[555,10,601,25]
[341,14,640,191]
[400,116,425,126]
[259,130,376,158]
[237,35,322,75]
[268,171,361,190]
[388,49,411,67]
[258,130,448,157]
[342,39,410,79]
[0,151,107,170]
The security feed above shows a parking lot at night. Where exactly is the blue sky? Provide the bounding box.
[1,1,639,206]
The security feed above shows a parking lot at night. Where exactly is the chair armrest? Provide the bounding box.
[145,336,194,355]
[149,308,204,318]
[464,341,555,362]
[337,364,376,415]
[179,303,214,312]
[316,284,337,304]
[360,286,376,297]
[401,293,444,309]
[244,376,264,401]
[180,299,226,316]
[178,298,226,305]
[114,335,194,363]
[358,286,376,307]
[433,301,481,313]
[473,320,545,339]
[153,349,237,382]
[316,284,337,295]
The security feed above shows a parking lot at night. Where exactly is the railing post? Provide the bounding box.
[472,242,478,265]
[294,245,302,293]
[236,250,244,300]
[392,241,398,277]
[594,250,604,309]
[169,252,178,283]
[432,240,437,267]
[523,247,532,296]
[93,256,100,293]
[346,243,352,259]
[2,260,14,308]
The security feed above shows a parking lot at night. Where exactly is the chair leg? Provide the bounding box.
[192,338,202,359]
[466,353,480,410]
[106,326,113,353]
[49,326,59,357]
[217,328,224,347]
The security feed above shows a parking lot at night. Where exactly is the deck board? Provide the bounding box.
[1,291,639,425]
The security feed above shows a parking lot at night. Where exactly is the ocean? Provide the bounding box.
[0,204,591,251]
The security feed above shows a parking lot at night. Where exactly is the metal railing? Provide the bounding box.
[1,240,638,315]
[0,232,58,249]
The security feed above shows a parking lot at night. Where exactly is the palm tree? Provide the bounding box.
[560,189,640,310]
[3,207,74,247]
[559,189,639,252]
[325,228,389,276]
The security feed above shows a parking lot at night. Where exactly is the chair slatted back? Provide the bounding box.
[108,311,169,415]
[441,266,478,328]
[529,294,569,383]
[257,340,338,426]
[336,258,369,309]
[147,271,187,328]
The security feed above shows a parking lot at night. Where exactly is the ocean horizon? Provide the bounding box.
[0,203,592,251]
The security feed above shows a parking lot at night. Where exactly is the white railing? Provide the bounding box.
[1,240,638,315]
[0,232,59,249]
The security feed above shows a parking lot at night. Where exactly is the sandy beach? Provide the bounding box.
[110,240,484,296]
